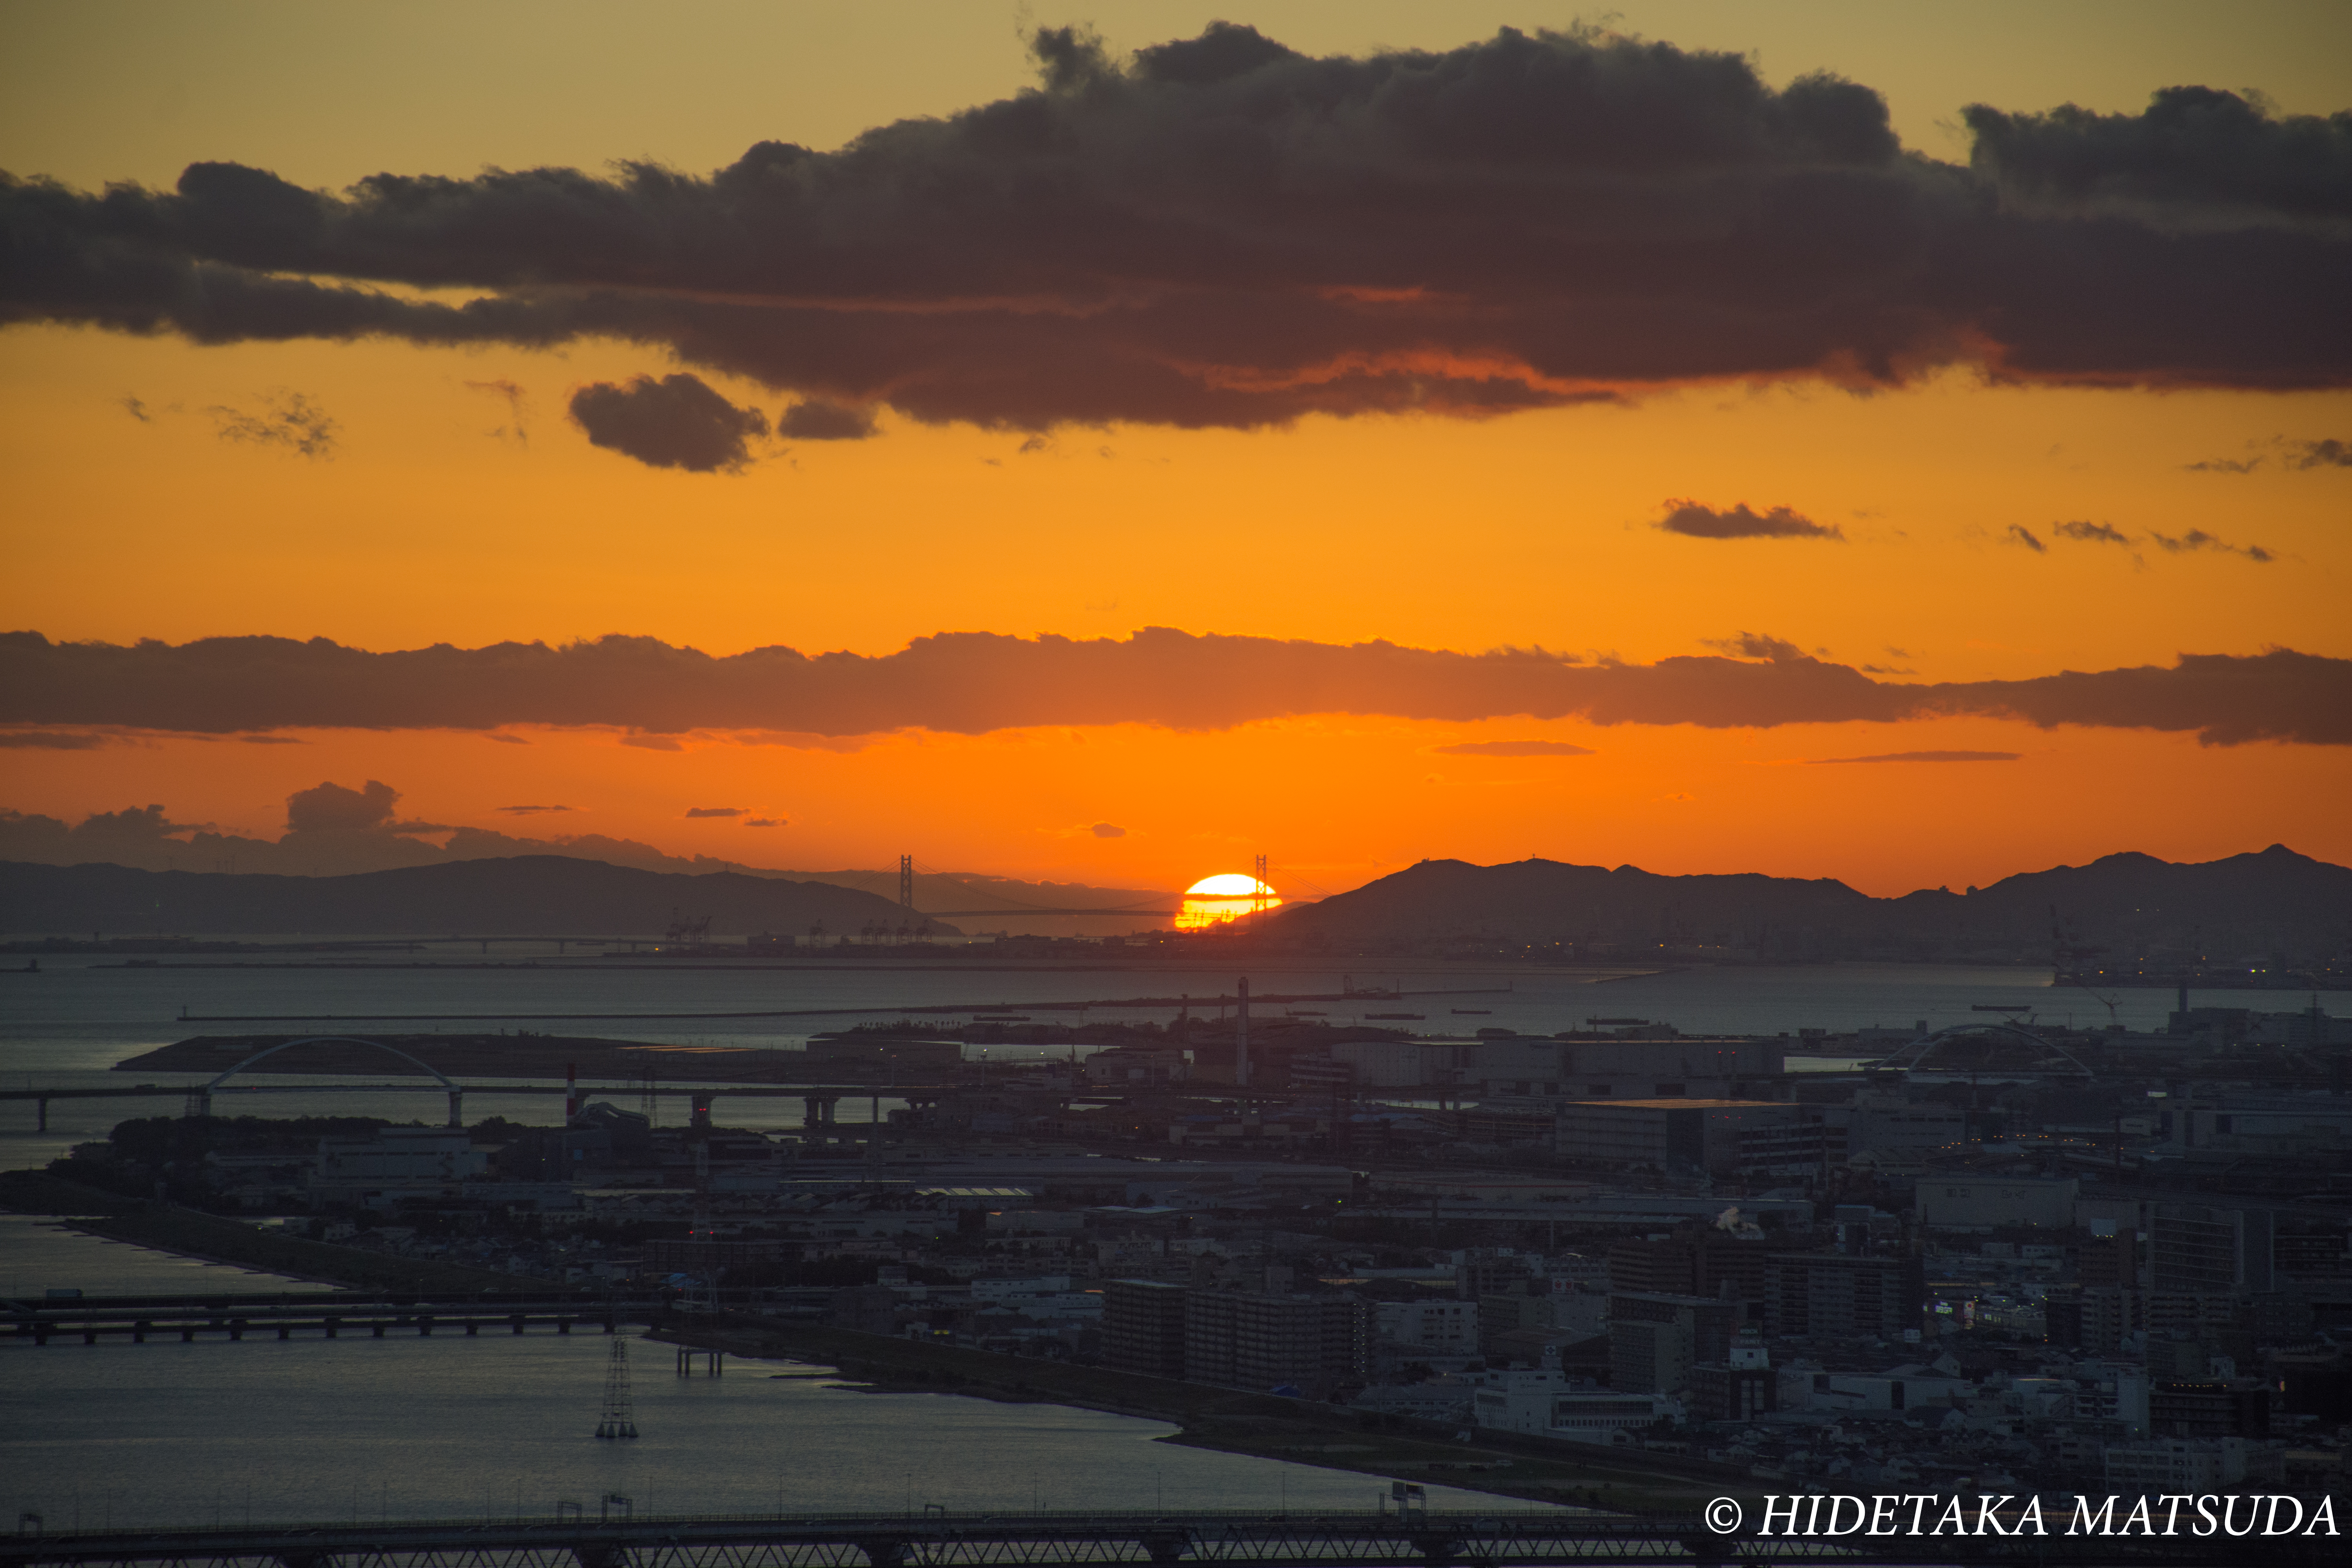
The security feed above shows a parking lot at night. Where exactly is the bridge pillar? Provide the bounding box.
[690,1094,713,1129]
[34,1096,45,1132]
[1138,1530,1194,1563]
[803,1095,840,1132]
[447,1089,464,1129]
[1411,1537,1461,1568]
[570,1546,622,1568]
[277,1553,334,1568]
[183,1089,211,1120]
[857,1541,908,1567]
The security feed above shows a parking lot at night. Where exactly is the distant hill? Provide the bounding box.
[0,855,958,940]
[1265,845,2352,965]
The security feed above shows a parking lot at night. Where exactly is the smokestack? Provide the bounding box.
[1236,976,1250,1090]
[564,1062,579,1125]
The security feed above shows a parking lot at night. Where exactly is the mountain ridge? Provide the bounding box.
[1263,844,2351,964]
[0,855,959,940]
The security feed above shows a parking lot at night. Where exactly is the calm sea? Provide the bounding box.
[0,949,2224,1168]
[0,1327,1527,1528]
[1,953,2245,1527]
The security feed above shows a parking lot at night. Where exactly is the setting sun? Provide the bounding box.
[1177,873,1283,931]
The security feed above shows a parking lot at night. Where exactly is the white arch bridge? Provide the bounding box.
[183,1037,466,1127]
[1866,1021,2098,1079]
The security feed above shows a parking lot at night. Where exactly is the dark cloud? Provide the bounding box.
[5,627,2345,746]
[2186,455,2263,474]
[2054,520,2132,545]
[1702,632,1808,661]
[2004,524,2045,551]
[207,390,337,457]
[495,804,572,815]
[121,396,150,422]
[1091,822,1127,837]
[2149,528,2273,562]
[284,777,437,832]
[1659,501,1842,541]
[568,374,767,472]
[684,806,745,818]
[5,32,2345,432]
[776,399,878,440]
[2286,437,2350,469]
[1961,86,2351,225]
[0,729,115,748]
[0,803,210,865]
[1432,740,1595,756]
[743,817,786,828]
[1810,750,2024,763]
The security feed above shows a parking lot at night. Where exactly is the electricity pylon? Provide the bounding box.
[595,1335,639,1439]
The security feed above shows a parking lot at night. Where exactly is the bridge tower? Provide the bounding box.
[1251,853,1270,919]
[898,854,915,910]
[594,1334,638,1439]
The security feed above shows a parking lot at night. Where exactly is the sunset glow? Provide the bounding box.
[2,4,2346,898]
[1178,875,1284,931]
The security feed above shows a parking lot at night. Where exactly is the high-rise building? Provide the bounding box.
[2152,1205,2274,1294]
[1688,1333,1775,1422]
[1185,1292,1370,1400]
[1103,1278,1191,1380]
[1607,1292,1737,1393]
[1606,1230,1769,1305]
[1763,1252,1923,1339]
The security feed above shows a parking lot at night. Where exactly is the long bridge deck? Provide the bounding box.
[0,1509,2321,1568]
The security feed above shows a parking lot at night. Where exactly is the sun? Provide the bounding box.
[1177,872,1281,930]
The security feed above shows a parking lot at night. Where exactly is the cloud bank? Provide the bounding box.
[4,27,2346,432]
[2,628,2344,747]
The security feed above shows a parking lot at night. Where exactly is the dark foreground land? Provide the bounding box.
[2,1169,1722,1509]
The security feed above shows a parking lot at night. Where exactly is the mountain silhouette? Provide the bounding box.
[0,855,955,940]
[1265,845,2350,964]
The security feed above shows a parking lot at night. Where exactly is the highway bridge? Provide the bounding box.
[5,1289,656,1346]
[0,1509,2313,1568]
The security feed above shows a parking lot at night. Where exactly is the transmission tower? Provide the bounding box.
[1252,853,1270,919]
[898,854,915,911]
[595,1336,639,1439]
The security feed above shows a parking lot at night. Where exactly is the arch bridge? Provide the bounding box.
[188,1037,466,1127]
[1869,1020,2097,1079]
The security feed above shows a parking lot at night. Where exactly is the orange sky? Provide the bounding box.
[4,3,2348,899]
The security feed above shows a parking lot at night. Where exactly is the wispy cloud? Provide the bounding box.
[207,391,338,458]
[2149,529,2273,563]
[1433,740,1596,757]
[1810,750,2024,763]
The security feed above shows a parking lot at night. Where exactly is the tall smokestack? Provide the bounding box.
[1236,977,1250,1091]
[564,1062,579,1125]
